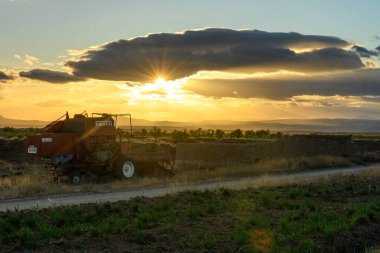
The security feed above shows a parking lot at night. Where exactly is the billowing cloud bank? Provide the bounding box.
[21,28,377,84]
[16,28,380,103]
[0,71,13,81]
[185,69,380,100]
[19,69,84,83]
[64,28,363,82]
[21,28,378,83]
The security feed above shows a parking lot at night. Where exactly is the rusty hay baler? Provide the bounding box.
[24,112,175,183]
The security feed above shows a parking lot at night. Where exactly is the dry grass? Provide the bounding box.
[0,169,174,199]
[0,160,29,176]
[243,166,380,191]
[174,155,353,182]
[361,165,380,178]
[0,155,371,200]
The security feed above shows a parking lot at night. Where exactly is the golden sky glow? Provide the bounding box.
[1,24,380,122]
[2,69,380,122]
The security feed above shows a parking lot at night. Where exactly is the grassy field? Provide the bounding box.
[0,155,355,200]
[0,170,379,252]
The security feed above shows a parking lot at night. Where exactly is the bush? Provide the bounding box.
[215,129,225,138]
[149,127,162,141]
[134,128,148,137]
[188,128,215,138]
[3,126,15,132]
[170,130,189,142]
[230,129,243,138]
[255,129,270,138]
[244,130,256,138]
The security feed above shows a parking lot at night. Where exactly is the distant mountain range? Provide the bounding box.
[0,115,47,128]
[1,115,380,132]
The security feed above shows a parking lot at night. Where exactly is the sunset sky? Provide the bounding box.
[1,0,380,121]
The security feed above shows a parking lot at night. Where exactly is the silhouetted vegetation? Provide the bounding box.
[215,129,225,139]
[129,127,287,142]
[170,129,190,143]
[229,128,243,138]
[0,127,38,139]
[150,126,162,142]
[4,126,379,143]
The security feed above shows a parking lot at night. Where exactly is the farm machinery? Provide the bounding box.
[24,112,175,183]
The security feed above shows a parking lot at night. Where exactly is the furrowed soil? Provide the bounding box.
[1,174,379,252]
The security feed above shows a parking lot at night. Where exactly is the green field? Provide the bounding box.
[0,127,38,139]
[1,173,379,253]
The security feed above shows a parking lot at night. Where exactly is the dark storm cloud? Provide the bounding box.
[351,45,379,58]
[185,69,380,100]
[65,28,362,82]
[0,71,13,81]
[19,69,85,83]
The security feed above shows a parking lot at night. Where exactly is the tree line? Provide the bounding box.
[128,127,286,142]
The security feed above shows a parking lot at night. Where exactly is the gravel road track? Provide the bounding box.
[1,164,379,212]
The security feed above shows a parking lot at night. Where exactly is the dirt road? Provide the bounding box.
[1,164,379,212]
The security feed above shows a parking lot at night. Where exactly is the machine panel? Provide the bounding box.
[25,133,78,158]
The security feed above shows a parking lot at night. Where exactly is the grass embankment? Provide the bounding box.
[0,155,356,200]
[1,170,380,253]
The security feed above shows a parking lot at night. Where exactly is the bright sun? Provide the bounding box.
[120,77,188,102]
[155,78,166,86]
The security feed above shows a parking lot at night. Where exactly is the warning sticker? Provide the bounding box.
[27,145,38,154]
[95,121,113,126]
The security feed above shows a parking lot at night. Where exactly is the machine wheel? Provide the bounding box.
[115,156,135,179]
[69,171,82,184]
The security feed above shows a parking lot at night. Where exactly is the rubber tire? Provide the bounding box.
[114,156,135,179]
[69,172,82,184]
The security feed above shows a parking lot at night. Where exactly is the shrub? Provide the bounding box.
[244,130,256,138]
[150,126,162,141]
[230,129,243,138]
[255,129,270,138]
[170,130,189,142]
[215,129,225,138]
[3,126,15,132]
